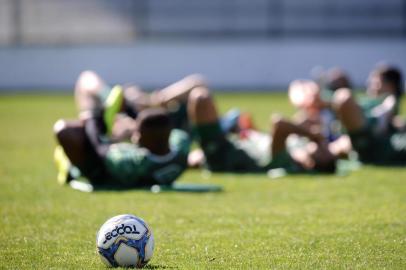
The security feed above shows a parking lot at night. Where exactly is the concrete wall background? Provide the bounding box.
[0,38,405,91]
[0,0,405,91]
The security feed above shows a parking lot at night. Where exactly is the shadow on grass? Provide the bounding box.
[143,264,177,269]
[69,180,224,194]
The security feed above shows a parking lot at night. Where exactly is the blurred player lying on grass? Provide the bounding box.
[286,74,355,164]
[289,68,352,144]
[74,70,205,141]
[332,64,406,165]
[187,87,351,174]
[53,70,199,188]
[52,70,263,186]
[54,108,190,188]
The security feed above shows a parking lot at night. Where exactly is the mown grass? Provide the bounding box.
[0,93,405,269]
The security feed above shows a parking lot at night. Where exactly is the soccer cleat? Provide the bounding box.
[220,109,256,134]
[220,108,241,133]
[104,85,124,136]
[54,145,72,185]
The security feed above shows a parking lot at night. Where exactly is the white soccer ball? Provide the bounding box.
[96,214,154,268]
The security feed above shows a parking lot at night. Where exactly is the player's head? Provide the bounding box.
[288,80,322,111]
[132,108,172,155]
[325,68,352,91]
[367,64,404,100]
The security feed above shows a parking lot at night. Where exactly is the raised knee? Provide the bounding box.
[333,88,352,108]
[184,74,207,87]
[189,87,211,104]
[75,70,102,93]
[53,120,85,145]
[53,119,69,143]
[270,114,286,128]
[54,119,67,134]
[78,70,98,80]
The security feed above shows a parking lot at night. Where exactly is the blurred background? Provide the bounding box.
[0,0,405,91]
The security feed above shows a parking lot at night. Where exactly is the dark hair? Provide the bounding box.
[325,68,352,91]
[136,108,172,154]
[376,65,404,100]
[137,108,171,132]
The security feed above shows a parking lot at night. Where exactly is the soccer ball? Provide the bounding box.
[96,214,154,268]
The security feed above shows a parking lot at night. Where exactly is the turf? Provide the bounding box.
[0,93,405,269]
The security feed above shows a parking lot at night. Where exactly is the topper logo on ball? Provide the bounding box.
[103,224,141,244]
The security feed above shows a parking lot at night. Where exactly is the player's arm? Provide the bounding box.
[370,94,397,134]
[292,112,321,131]
[328,135,352,159]
[271,115,325,157]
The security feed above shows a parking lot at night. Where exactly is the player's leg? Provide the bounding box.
[75,70,111,120]
[123,85,151,114]
[270,115,337,172]
[328,135,352,159]
[75,71,131,139]
[332,88,365,132]
[269,115,314,170]
[187,87,259,171]
[53,119,108,184]
[187,86,221,167]
[54,119,90,168]
[270,115,292,157]
[154,74,205,131]
[187,86,219,169]
[187,86,218,124]
[157,74,206,107]
[53,119,87,184]
[271,115,324,156]
[332,87,382,162]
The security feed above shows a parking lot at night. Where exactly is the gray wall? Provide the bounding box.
[1,38,405,90]
[0,0,405,91]
[1,0,404,45]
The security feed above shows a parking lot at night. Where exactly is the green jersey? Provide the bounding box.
[358,94,400,118]
[232,130,306,171]
[194,123,298,172]
[349,94,406,164]
[104,129,190,186]
[358,95,386,116]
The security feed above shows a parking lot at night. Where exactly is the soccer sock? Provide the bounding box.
[191,122,224,144]
[54,145,81,185]
[103,85,124,136]
[54,145,72,185]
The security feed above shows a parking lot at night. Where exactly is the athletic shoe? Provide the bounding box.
[220,108,241,133]
[103,85,124,136]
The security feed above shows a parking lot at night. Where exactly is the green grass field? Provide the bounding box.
[0,93,405,269]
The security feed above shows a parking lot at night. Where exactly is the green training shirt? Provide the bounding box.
[229,130,305,172]
[104,129,190,186]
